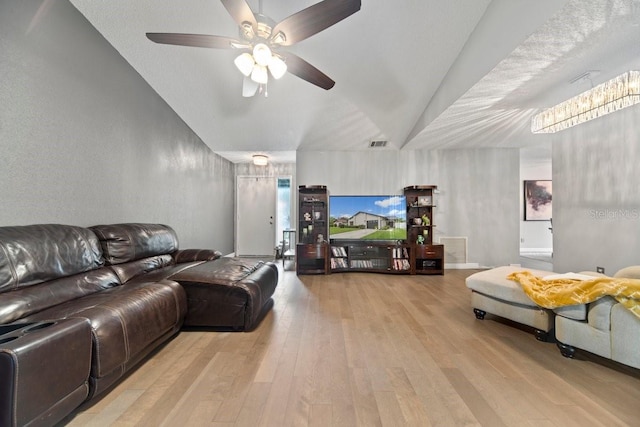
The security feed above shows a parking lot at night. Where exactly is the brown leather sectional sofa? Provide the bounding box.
[0,223,278,427]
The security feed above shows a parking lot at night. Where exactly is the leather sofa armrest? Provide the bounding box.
[171,249,222,264]
[0,318,92,427]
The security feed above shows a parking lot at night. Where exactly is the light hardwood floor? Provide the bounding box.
[62,267,640,426]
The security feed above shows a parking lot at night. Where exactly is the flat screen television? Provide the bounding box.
[329,195,407,241]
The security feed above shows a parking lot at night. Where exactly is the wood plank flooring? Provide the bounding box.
[61,268,640,426]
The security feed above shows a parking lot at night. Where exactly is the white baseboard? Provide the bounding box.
[445,262,480,269]
[520,248,553,253]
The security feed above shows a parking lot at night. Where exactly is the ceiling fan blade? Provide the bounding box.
[270,0,361,46]
[280,52,335,90]
[221,0,258,31]
[146,33,247,49]
[242,76,259,97]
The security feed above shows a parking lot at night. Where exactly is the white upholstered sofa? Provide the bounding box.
[554,266,640,370]
[466,265,640,370]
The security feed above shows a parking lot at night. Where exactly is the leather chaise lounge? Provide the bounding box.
[89,223,279,330]
[0,223,278,427]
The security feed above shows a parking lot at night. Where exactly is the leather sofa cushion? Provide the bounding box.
[0,267,120,324]
[90,223,179,265]
[20,280,187,379]
[109,255,175,284]
[172,249,222,263]
[0,224,104,291]
[170,258,279,330]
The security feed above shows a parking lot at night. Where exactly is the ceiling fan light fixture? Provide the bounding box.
[271,31,286,46]
[252,43,272,66]
[268,55,287,79]
[240,22,255,40]
[251,64,268,84]
[147,0,362,97]
[234,52,255,77]
[253,154,268,166]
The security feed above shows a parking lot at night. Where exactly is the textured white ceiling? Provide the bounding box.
[69,0,640,163]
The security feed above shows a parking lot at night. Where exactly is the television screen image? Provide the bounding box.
[329,195,407,241]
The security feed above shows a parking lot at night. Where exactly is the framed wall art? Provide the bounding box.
[524,180,552,221]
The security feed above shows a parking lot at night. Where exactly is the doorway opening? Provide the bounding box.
[276,177,292,248]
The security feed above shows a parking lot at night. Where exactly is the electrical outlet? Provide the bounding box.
[597,266,605,274]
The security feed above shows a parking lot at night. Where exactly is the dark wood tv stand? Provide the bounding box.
[295,185,444,275]
[328,240,444,275]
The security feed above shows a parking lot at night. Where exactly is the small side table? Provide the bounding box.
[282,229,296,269]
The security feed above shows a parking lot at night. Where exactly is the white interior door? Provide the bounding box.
[236,176,276,256]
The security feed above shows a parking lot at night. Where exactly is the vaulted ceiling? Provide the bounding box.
[69,0,640,163]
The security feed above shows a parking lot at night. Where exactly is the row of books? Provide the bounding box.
[330,258,349,269]
[331,246,348,257]
[329,257,410,270]
[349,259,389,269]
[332,246,410,259]
[393,259,411,270]
[391,247,409,258]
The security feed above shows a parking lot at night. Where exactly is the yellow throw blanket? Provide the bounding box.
[507,271,640,319]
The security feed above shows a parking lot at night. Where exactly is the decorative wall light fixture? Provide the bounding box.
[252,154,269,166]
[531,70,640,134]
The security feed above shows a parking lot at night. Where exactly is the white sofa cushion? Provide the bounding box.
[554,304,587,321]
[588,296,617,331]
[611,303,640,369]
[614,265,640,279]
[465,266,555,307]
[551,271,607,321]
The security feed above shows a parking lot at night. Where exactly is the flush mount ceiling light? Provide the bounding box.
[531,70,640,134]
[146,0,361,98]
[252,154,268,166]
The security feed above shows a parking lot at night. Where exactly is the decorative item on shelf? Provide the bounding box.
[416,235,425,245]
[411,197,419,207]
[317,234,324,243]
[421,214,430,226]
[314,211,322,220]
[303,212,312,221]
[423,229,429,237]
[418,196,432,206]
[413,217,422,226]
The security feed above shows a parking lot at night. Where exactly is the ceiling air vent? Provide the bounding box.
[369,140,387,148]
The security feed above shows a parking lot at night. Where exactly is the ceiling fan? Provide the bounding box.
[146,0,361,97]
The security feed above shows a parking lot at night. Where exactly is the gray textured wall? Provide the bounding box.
[0,0,235,251]
[552,105,640,275]
[296,148,520,267]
